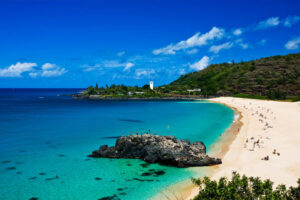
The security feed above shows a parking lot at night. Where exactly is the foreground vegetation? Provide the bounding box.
[192,172,300,200]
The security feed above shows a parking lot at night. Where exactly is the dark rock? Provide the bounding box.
[141,172,152,176]
[133,178,154,182]
[29,177,37,180]
[98,194,120,200]
[95,177,102,181]
[118,118,143,123]
[6,167,16,170]
[29,197,38,200]
[154,170,165,176]
[1,160,11,164]
[45,176,59,181]
[140,163,150,168]
[133,178,145,182]
[39,173,46,175]
[89,135,221,167]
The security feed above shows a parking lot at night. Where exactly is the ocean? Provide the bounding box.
[0,89,234,200]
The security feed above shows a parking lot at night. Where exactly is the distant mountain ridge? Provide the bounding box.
[169,53,300,100]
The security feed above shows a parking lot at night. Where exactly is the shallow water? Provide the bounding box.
[0,89,233,200]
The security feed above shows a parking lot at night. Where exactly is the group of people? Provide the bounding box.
[234,99,280,162]
[244,137,263,151]
[261,149,280,161]
[122,130,157,137]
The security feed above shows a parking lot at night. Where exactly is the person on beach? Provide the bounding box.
[136,131,138,135]
[263,155,269,160]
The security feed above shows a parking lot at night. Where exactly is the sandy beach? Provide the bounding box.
[185,97,300,199]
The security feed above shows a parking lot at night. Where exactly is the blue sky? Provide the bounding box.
[0,0,300,88]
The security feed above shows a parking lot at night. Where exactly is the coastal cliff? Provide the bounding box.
[89,134,222,167]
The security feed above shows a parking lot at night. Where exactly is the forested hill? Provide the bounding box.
[169,53,300,99]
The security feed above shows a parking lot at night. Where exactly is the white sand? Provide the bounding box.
[186,97,300,200]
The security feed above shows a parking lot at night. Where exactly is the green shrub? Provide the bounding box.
[192,172,300,200]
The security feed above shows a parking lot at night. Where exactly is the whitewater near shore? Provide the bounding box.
[186,97,300,199]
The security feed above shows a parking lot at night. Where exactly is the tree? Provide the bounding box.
[142,84,150,89]
[86,86,96,95]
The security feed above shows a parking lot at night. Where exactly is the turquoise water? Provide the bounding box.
[0,89,234,200]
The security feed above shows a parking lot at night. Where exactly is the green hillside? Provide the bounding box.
[169,53,300,100]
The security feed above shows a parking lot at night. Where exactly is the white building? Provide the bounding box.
[150,81,154,90]
[187,88,201,95]
[187,88,201,92]
[135,92,145,95]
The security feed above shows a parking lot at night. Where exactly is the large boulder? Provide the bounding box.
[89,134,221,167]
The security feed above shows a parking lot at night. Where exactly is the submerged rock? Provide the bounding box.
[98,194,120,200]
[89,134,221,167]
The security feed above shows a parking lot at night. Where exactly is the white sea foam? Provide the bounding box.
[234,114,240,122]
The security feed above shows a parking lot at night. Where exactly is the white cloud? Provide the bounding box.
[135,69,155,78]
[239,43,249,49]
[0,62,37,77]
[83,60,136,72]
[189,56,210,71]
[0,62,67,78]
[153,27,225,55]
[123,62,134,72]
[283,16,300,27]
[102,60,127,68]
[209,42,233,53]
[285,37,300,50]
[29,72,38,78]
[178,68,186,75]
[256,17,280,29]
[186,48,198,54]
[82,64,101,72]
[42,63,57,70]
[233,28,242,36]
[37,63,67,77]
[117,51,125,57]
[258,39,267,45]
[236,39,249,49]
[41,67,67,77]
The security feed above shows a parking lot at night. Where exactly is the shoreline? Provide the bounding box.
[152,99,244,200]
[154,97,300,200]
[187,97,300,200]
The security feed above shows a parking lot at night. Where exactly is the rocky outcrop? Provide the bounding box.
[89,134,221,167]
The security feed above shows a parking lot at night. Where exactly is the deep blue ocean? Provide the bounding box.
[0,89,234,200]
